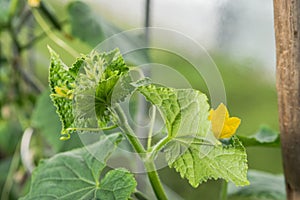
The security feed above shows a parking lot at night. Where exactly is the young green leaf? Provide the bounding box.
[49,48,130,134]
[92,49,129,127]
[167,136,249,187]
[20,133,137,200]
[49,47,83,139]
[138,85,215,140]
[138,84,248,187]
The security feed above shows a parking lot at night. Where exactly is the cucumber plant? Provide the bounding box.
[21,48,249,200]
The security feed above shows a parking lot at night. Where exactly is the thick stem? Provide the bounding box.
[114,105,168,199]
[220,180,228,200]
[144,159,168,200]
[273,0,300,199]
[113,105,146,155]
[149,136,171,158]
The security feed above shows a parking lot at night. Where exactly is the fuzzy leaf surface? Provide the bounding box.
[167,136,249,187]
[20,133,137,200]
[49,47,83,136]
[139,85,248,187]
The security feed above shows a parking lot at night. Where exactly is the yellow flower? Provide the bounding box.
[28,0,41,7]
[208,103,241,139]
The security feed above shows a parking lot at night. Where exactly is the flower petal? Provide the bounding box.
[220,117,241,139]
[210,103,227,138]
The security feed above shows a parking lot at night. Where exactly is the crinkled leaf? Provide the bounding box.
[20,133,137,200]
[167,136,249,187]
[72,49,129,128]
[228,170,285,200]
[237,127,280,148]
[138,85,214,139]
[49,48,146,137]
[73,50,107,129]
[95,75,120,126]
[138,85,248,187]
[93,49,129,127]
[49,47,83,138]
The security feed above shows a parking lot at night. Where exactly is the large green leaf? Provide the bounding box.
[228,170,285,200]
[139,84,248,187]
[237,127,280,148]
[20,133,137,200]
[139,85,213,139]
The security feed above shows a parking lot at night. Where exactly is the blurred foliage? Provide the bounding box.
[0,0,281,200]
[228,170,285,200]
[67,1,105,47]
[238,126,280,148]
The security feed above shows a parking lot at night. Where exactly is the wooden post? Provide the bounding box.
[273,1,300,199]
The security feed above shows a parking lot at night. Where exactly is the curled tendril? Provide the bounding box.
[59,132,70,141]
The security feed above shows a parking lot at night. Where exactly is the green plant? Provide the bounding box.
[0,1,285,199]
[20,48,252,200]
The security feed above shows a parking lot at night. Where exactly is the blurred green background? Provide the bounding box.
[0,0,281,199]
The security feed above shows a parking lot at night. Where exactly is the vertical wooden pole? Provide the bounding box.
[273,1,300,199]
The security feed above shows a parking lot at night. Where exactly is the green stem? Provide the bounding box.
[149,136,171,158]
[31,9,79,58]
[144,160,168,200]
[113,105,168,199]
[113,105,146,155]
[134,190,150,200]
[66,125,118,132]
[220,180,228,200]
[147,106,156,150]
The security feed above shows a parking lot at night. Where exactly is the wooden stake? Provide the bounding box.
[273,1,300,199]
